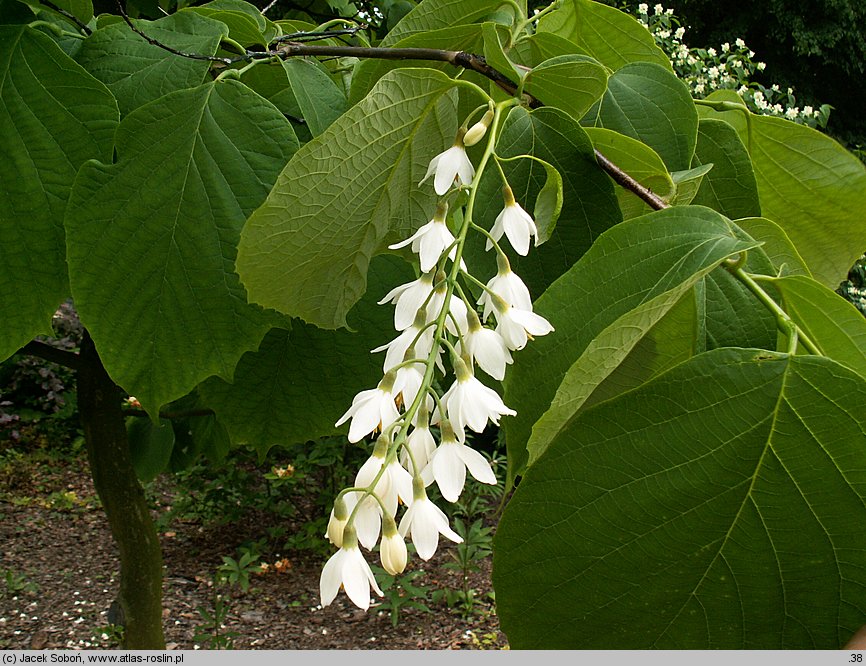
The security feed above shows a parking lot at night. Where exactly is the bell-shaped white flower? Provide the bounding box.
[458,308,512,381]
[426,276,468,337]
[379,272,435,331]
[379,518,408,575]
[325,495,350,547]
[424,421,497,502]
[355,438,412,520]
[440,357,516,441]
[398,478,463,560]
[494,301,555,351]
[389,202,465,273]
[320,528,383,610]
[478,255,533,322]
[334,372,400,443]
[420,134,475,195]
[393,362,425,413]
[487,185,538,256]
[400,406,437,475]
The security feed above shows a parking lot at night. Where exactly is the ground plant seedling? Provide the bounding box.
[2,0,866,650]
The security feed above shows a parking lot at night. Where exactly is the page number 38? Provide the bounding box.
[851,654,863,662]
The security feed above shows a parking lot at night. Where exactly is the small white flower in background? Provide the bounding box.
[479,256,532,322]
[638,3,648,14]
[721,42,730,52]
[735,37,746,48]
[420,132,475,195]
[803,105,814,116]
[707,47,717,57]
[334,372,401,443]
[389,202,464,273]
[653,3,663,15]
[379,518,408,575]
[757,62,766,71]
[674,26,685,39]
[459,308,512,381]
[423,421,497,502]
[378,272,435,331]
[494,300,555,351]
[487,185,538,256]
[320,528,383,610]
[398,479,463,560]
[439,356,516,440]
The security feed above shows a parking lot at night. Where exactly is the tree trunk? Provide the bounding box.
[77,332,166,648]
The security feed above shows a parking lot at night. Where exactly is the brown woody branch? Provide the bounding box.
[115,10,669,211]
[19,340,81,371]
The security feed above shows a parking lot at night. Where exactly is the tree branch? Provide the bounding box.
[122,408,216,419]
[19,340,82,371]
[39,0,92,35]
[116,14,670,211]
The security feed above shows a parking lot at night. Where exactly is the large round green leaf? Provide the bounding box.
[237,69,469,329]
[66,80,297,415]
[502,206,757,479]
[698,91,866,287]
[495,348,866,648]
[0,26,118,362]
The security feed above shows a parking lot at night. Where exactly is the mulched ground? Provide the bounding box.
[0,453,507,650]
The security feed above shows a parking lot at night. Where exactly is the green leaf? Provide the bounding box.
[690,118,760,219]
[734,217,811,277]
[66,80,298,415]
[522,54,608,121]
[0,0,35,24]
[0,27,118,362]
[698,92,866,287]
[669,162,713,206]
[503,205,756,476]
[282,58,347,136]
[537,0,671,71]
[184,7,264,47]
[128,417,175,482]
[200,255,414,456]
[495,348,866,648]
[75,12,228,116]
[381,0,517,46]
[509,32,587,69]
[237,69,467,329]
[757,274,866,380]
[40,0,92,23]
[464,106,621,301]
[584,126,674,219]
[590,62,698,172]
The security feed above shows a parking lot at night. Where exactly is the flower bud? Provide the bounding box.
[463,108,495,147]
[380,517,407,575]
[326,496,350,547]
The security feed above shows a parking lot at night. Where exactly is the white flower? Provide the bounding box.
[393,363,425,412]
[380,528,408,575]
[420,139,475,195]
[334,373,400,443]
[707,47,717,57]
[440,359,516,440]
[423,423,497,502]
[458,310,512,381]
[653,3,663,15]
[389,202,464,273]
[638,3,648,14]
[803,105,814,116]
[674,26,685,39]
[757,62,766,71]
[478,259,532,322]
[426,283,468,336]
[495,304,555,351]
[378,272,435,331]
[463,107,494,147]
[325,497,349,547]
[487,187,537,256]
[356,446,412,519]
[320,536,383,610]
[371,321,435,373]
[398,488,463,560]
[400,422,437,475]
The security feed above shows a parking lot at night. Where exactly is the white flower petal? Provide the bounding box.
[319,550,345,606]
[431,442,467,502]
[455,444,497,486]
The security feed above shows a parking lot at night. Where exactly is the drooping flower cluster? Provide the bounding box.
[320,103,554,610]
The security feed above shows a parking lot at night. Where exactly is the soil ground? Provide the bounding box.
[0,452,508,650]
